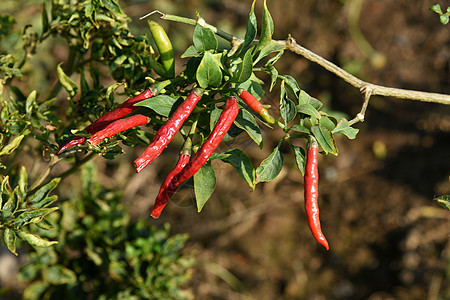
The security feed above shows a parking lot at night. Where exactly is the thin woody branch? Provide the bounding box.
[282,37,450,105]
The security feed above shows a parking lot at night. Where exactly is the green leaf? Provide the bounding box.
[193,24,218,53]
[281,75,301,98]
[319,116,337,131]
[434,195,450,210]
[232,48,253,83]
[267,66,278,91]
[136,95,178,117]
[14,207,58,227]
[41,3,49,35]
[28,178,61,208]
[86,248,103,265]
[34,218,55,230]
[219,149,255,189]
[298,90,322,110]
[212,52,226,69]
[3,227,17,256]
[311,125,338,155]
[102,0,127,17]
[431,4,443,14]
[109,54,128,75]
[0,175,10,208]
[18,166,28,200]
[45,265,77,285]
[265,49,285,67]
[209,105,222,131]
[280,91,297,124]
[194,164,216,212]
[0,135,24,156]
[15,229,58,247]
[106,82,123,101]
[26,90,37,117]
[22,281,47,300]
[196,51,222,88]
[242,0,257,50]
[234,109,263,147]
[256,142,283,183]
[56,63,78,98]
[2,187,20,218]
[80,71,90,97]
[332,118,359,139]
[254,40,284,65]
[290,124,310,134]
[296,103,321,119]
[181,45,200,58]
[290,144,306,176]
[256,0,274,53]
[31,195,58,209]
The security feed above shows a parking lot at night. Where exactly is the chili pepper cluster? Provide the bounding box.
[58,19,330,250]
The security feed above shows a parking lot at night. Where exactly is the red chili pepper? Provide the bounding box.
[238,89,276,124]
[93,88,156,126]
[88,114,150,146]
[148,97,238,218]
[304,136,329,250]
[151,152,190,218]
[133,88,203,173]
[58,88,157,154]
[176,96,239,184]
[152,97,238,213]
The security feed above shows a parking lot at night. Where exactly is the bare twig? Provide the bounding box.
[282,37,450,105]
[349,86,372,126]
[141,11,450,107]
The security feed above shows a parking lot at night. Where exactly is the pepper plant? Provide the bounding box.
[55,0,362,249]
[1,0,449,278]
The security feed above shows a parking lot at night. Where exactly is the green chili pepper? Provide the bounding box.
[148,20,175,78]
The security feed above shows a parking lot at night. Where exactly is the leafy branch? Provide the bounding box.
[144,8,450,127]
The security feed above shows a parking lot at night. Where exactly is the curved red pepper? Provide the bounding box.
[151,153,190,218]
[134,88,203,173]
[304,137,329,250]
[58,88,157,154]
[176,96,239,183]
[88,114,150,146]
[93,88,155,125]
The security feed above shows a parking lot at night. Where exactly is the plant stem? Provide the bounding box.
[28,151,95,195]
[349,86,372,126]
[140,10,237,42]
[59,152,96,181]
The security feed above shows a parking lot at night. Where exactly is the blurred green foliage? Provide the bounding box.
[17,163,193,299]
[1,0,193,297]
[431,4,450,25]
